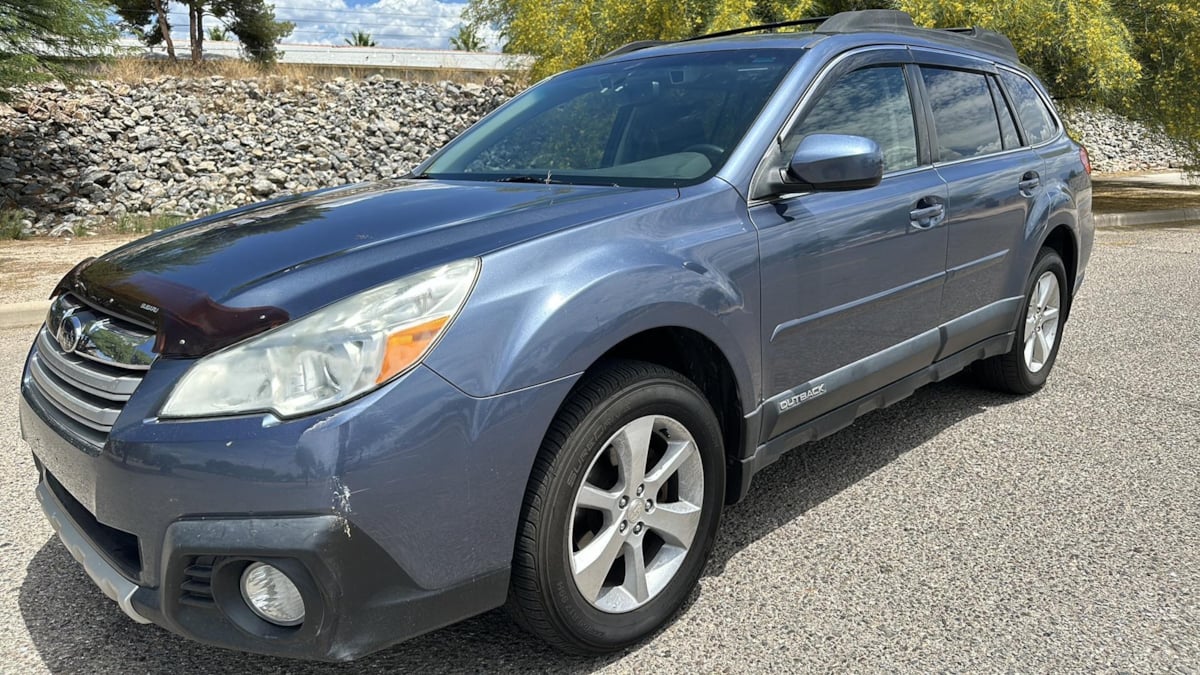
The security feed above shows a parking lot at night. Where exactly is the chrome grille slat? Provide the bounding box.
[29,355,121,431]
[35,330,138,401]
[28,294,155,441]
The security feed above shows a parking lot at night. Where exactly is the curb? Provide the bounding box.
[1094,207,1200,229]
[1,206,1197,331]
[0,301,49,331]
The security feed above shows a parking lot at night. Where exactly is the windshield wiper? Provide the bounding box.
[493,174,571,185]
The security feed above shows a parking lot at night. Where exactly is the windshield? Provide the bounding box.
[418,49,802,188]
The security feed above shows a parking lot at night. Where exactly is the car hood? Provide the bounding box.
[58,179,678,356]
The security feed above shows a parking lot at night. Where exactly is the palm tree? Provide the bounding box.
[207,26,228,41]
[449,24,484,52]
[345,31,376,47]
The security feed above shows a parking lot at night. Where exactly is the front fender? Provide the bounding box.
[424,220,761,412]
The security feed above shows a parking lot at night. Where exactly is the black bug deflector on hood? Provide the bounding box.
[53,257,290,358]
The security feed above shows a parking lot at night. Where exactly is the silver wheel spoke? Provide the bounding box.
[1041,306,1059,323]
[1024,334,1036,366]
[1037,275,1053,308]
[572,523,625,603]
[644,501,701,548]
[1034,328,1050,364]
[645,439,693,493]
[576,484,621,517]
[614,416,654,490]
[1025,312,1039,337]
[623,541,650,603]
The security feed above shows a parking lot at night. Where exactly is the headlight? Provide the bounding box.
[161,259,479,418]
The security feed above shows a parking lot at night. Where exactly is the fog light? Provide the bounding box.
[240,562,305,626]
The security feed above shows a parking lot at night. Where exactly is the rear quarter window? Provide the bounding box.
[998,70,1058,145]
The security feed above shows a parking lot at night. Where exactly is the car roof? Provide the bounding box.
[592,10,1024,70]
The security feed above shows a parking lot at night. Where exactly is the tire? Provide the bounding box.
[507,359,725,654]
[975,247,1068,394]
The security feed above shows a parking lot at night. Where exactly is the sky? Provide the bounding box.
[142,0,497,52]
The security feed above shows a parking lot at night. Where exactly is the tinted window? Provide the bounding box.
[989,77,1021,149]
[790,66,918,173]
[998,70,1057,145]
[921,67,1003,161]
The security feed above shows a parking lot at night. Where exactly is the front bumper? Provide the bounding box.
[20,359,579,660]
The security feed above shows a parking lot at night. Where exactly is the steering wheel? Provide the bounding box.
[682,143,726,165]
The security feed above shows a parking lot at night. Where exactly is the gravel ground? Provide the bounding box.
[0,235,136,306]
[1,225,1197,673]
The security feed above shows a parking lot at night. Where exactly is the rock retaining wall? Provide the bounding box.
[0,77,1187,236]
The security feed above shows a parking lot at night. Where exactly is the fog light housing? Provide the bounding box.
[240,562,305,626]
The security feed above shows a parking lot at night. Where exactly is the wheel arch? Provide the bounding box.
[577,326,752,504]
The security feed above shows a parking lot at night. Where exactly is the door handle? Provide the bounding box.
[909,202,945,229]
[1018,171,1041,194]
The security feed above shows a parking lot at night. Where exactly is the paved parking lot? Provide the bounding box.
[1,225,1197,673]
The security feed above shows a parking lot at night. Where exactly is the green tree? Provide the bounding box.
[207,25,229,41]
[344,30,377,47]
[113,0,293,64]
[0,0,117,99]
[1109,0,1200,165]
[449,23,486,51]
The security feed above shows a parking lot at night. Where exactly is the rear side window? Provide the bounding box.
[998,70,1058,145]
[790,66,919,173]
[920,67,1003,161]
[989,77,1021,149]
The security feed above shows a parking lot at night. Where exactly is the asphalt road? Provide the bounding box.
[1,225,1197,673]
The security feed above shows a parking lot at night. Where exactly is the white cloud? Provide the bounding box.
[157,0,498,51]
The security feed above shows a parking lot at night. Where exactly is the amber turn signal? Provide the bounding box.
[377,316,451,383]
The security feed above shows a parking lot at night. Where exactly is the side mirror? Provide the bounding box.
[770,134,884,194]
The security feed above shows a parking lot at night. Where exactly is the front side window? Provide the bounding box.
[788,66,919,173]
[420,50,802,188]
[998,70,1058,145]
[921,67,1004,161]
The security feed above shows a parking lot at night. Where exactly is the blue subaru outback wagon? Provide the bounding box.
[20,10,1092,660]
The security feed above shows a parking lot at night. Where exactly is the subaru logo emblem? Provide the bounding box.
[56,312,84,354]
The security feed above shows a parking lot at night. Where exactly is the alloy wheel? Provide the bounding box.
[568,414,704,613]
[1023,270,1061,373]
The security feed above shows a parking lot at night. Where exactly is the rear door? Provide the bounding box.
[915,52,1045,355]
[749,50,949,440]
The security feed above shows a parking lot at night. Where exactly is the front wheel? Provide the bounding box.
[976,247,1068,394]
[508,360,725,653]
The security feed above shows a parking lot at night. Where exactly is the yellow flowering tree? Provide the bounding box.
[1109,0,1200,164]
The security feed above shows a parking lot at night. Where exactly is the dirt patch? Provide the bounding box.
[0,235,137,305]
[1093,181,1200,214]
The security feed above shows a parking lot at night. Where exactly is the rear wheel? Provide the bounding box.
[976,247,1068,394]
[508,360,724,653]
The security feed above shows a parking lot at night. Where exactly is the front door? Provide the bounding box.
[749,61,948,440]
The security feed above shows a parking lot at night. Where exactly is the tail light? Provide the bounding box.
[1080,146,1092,175]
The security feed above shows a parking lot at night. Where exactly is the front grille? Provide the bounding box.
[27,295,155,446]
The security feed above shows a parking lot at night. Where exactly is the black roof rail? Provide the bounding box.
[814,10,1018,60]
[601,10,1019,62]
[681,16,829,42]
[938,26,1019,60]
[814,9,916,33]
[602,40,670,58]
[601,16,829,59]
